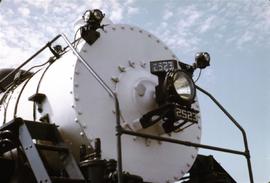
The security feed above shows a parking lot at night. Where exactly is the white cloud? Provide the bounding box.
[1,0,269,69]
[199,16,215,33]
[163,10,173,20]
[22,0,51,11]
[124,0,135,6]
[18,7,30,17]
[110,8,123,22]
[177,6,201,29]
[237,31,253,48]
[127,6,139,16]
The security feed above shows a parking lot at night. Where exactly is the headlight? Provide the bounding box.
[83,9,104,23]
[165,70,195,105]
[93,9,104,21]
[83,10,91,22]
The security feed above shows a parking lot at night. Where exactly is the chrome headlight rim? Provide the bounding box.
[164,70,196,105]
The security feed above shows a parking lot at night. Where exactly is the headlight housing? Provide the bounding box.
[164,70,196,105]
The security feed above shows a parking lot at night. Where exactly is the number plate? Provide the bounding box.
[150,60,178,74]
[174,106,198,123]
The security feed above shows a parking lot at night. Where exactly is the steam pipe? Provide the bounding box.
[0,35,61,92]
[195,85,254,183]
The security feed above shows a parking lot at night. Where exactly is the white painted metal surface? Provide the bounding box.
[0,23,201,183]
[74,24,202,183]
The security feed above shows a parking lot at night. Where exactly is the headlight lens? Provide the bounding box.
[166,70,195,105]
[173,71,194,100]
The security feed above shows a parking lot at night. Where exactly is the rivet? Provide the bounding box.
[130,27,134,31]
[70,77,73,80]
[70,91,73,94]
[118,66,126,72]
[82,49,87,53]
[166,180,170,183]
[172,55,176,58]
[133,137,137,141]
[75,96,79,101]
[72,104,75,108]
[104,30,107,33]
[128,60,135,68]
[112,110,116,114]
[75,118,79,123]
[181,170,185,175]
[191,154,195,159]
[186,163,190,168]
[75,71,80,75]
[156,40,160,43]
[173,176,178,180]
[140,62,146,68]
[196,136,200,140]
[112,27,116,31]
[148,34,151,38]
[78,111,83,115]
[164,46,168,50]
[80,132,84,136]
[121,26,125,30]
[198,125,201,130]
[74,83,79,87]
[111,77,119,83]
[83,123,87,129]
[139,30,143,33]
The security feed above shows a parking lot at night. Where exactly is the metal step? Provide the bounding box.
[17,118,85,183]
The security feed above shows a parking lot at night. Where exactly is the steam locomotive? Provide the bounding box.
[0,9,252,183]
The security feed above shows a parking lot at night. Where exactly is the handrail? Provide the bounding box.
[59,34,123,183]
[195,85,254,183]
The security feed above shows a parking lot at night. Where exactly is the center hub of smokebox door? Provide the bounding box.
[116,67,165,133]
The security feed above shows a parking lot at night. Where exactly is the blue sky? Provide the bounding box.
[0,0,269,182]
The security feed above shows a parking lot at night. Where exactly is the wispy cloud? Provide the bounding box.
[149,0,270,58]
[0,0,140,67]
[0,0,269,68]
[163,9,173,21]
[18,6,30,17]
